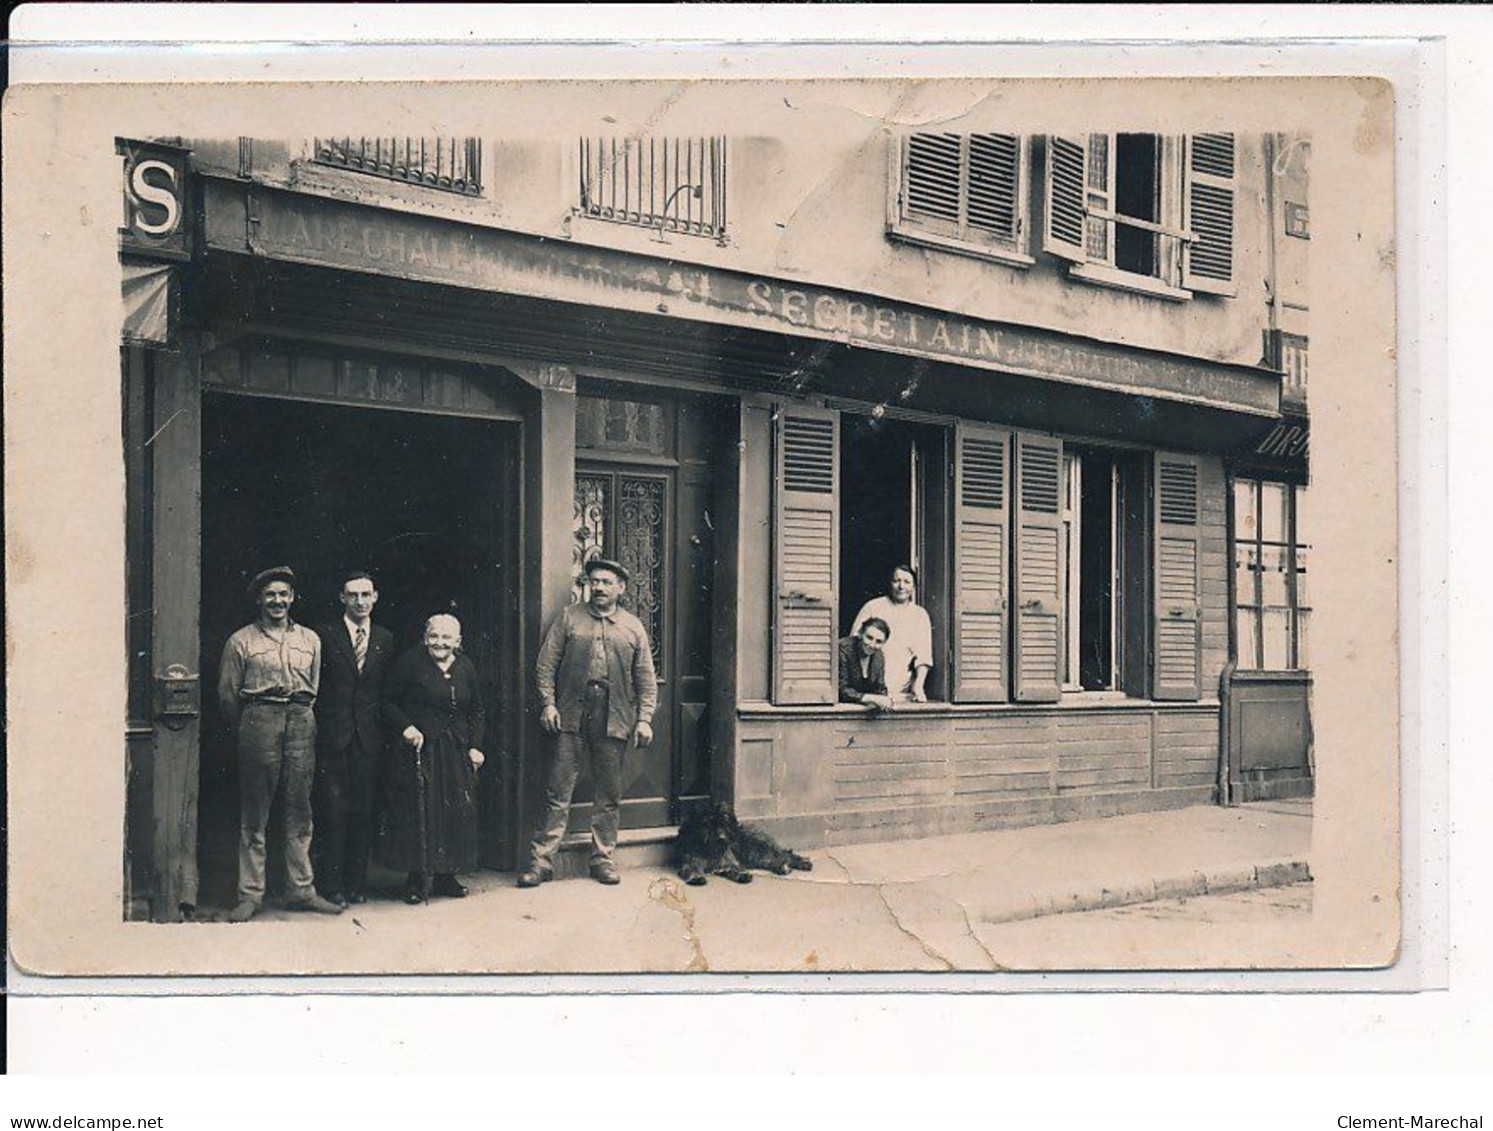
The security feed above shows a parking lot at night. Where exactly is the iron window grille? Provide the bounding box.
[578,137,728,242]
[312,137,483,196]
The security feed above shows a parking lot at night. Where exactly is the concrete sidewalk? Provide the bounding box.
[242,800,1311,973]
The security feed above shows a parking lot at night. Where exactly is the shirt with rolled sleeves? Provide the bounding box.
[217,621,322,726]
[536,603,657,741]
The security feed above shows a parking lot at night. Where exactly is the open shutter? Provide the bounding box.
[1083,133,1115,267]
[1153,453,1203,700]
[1043,135,1089,263]
[953,424,1011,702]
[1182,133,1237,296]
[773,406,839,704]
[1012,432,1064,703]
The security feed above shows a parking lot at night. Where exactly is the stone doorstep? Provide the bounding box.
[978,858,1313,925]
[550,825,677,879]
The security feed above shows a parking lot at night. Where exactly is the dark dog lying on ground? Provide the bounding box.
[675,802,813,885]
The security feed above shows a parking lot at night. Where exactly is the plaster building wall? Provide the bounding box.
[188,112,1277,373]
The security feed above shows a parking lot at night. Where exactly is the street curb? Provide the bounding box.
[980,858,1312,925]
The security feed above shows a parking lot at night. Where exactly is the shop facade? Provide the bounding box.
[121,122,1310,921]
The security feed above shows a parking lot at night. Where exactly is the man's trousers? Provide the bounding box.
[311,734,377,898]
[237,701,317,905]
[528,683,625,867]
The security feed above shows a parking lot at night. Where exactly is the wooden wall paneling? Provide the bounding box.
[149,342,203,920]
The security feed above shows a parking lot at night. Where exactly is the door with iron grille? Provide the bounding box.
[571,465,675,828]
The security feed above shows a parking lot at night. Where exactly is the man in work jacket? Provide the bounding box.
[519,558,657,888]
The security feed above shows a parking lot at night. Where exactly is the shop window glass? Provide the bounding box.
[577,395,673,456]
[1260,481,1287,542]
[1262,608,1291,670]
[1232,477,1310,671]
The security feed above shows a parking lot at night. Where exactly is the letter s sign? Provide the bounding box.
[129,159,181,237]
[118,139,191,259]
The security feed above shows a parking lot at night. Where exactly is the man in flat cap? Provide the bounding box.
[217,566,342,921]
[519,557,657,888]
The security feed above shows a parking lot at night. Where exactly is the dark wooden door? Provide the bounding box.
[571,464,675,828]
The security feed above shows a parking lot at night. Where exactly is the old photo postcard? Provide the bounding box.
[4,72,1400,980]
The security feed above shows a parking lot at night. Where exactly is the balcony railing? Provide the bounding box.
[578,136,727,241]
[313,137,482,196]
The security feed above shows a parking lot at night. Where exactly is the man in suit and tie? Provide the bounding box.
[313,569,394,907]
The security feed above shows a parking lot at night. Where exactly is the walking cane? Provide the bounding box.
[413,735,431,904]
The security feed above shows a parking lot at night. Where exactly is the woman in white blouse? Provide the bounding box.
[852,565,933,702]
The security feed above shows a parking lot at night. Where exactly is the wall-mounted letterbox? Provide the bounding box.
[154,664,200,728]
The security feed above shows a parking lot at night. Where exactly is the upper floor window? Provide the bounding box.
[889,133,1032,265]
[312,137,483,196]
[578,137,728,243]
[1044,132,1237,300]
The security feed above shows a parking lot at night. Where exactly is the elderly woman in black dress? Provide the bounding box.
[378,613,486,904]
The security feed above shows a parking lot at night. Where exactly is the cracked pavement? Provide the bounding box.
[165,802,1310,976]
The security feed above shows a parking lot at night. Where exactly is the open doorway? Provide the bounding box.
[197,392,520,909]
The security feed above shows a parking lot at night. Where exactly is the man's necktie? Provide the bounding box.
[354,626,368,672]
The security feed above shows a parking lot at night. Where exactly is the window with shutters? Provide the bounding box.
[1233,477,1310,672]
[839,415,951,702]
[770,406,1214,706]
[889,133,1033,266]
[1044,132,1238,300]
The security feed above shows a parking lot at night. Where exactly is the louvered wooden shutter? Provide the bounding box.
[953,425,1011,702]
[967,134,1021,249]
[1153,453,1203,700]
[1182,133,1237,296]
[905,133,1022,251]
[773,407,839,704]
[1043,135,1089,262]
[905,133,962,226]
[1012,433,1064,703]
